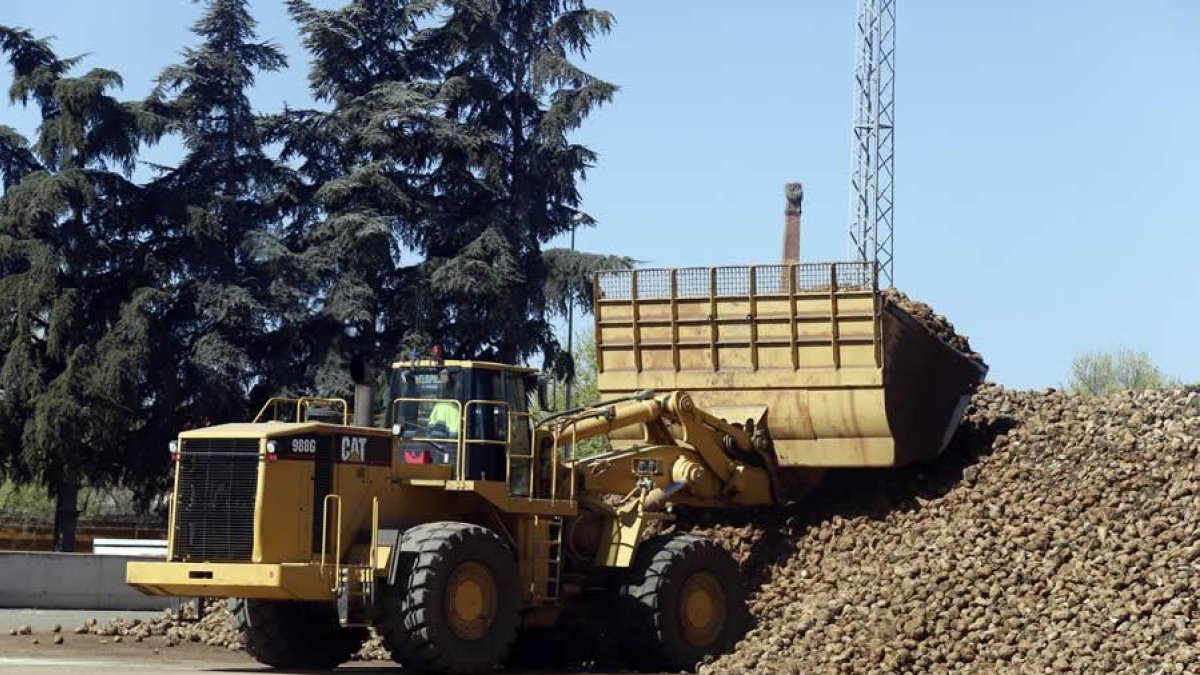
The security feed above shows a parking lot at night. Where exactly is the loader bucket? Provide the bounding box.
[881,301,989,465]
[594,262,988,468]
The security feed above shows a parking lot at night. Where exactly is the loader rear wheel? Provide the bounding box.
[616,533,749,672]
[380,522,520,673]
[229,598,365,670]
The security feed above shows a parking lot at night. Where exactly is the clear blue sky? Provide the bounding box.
[2,1,1198,389]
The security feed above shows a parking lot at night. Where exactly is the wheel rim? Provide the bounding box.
[678,570,727,647]
[446,561,498,641]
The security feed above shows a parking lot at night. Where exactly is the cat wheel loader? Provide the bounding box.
[127,261,986,672]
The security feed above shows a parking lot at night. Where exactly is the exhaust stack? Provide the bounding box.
[354,385,373,427]
[350,355,374,427]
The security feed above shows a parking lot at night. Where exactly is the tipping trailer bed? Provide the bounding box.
[594,261,988,467]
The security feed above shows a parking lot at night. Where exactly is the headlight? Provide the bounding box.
[168,441,178,454]
[266,440,277,453]
[392,424,402,436]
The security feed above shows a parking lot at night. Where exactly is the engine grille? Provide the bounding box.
[173,438,260,562]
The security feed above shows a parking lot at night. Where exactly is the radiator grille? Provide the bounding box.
[173,438,259,562]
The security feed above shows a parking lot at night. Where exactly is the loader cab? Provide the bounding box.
[387,358,537,482]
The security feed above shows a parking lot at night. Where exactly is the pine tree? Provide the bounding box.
[422,0,618,363]
[283,0,618,377]
[142,0,296,430]
[0,26,161,550]
[281,0,482,393]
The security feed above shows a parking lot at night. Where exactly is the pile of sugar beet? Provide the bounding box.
[681,294,1200,674]
[685,382,1200,674]
[78,293,1199,673]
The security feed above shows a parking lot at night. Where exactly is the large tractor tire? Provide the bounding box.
[380,522,520,673]
[229,598,365,670]
[615,533,750,672]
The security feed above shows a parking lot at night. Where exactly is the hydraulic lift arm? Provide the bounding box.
[537,390,777,510]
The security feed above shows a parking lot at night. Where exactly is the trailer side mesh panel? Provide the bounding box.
[597,262,877,301]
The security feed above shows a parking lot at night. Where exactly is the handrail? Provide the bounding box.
[392,396,535,489]
[506,410,536,499]
[461,399,511,482]
[299,397,350,425]
[252,398,283,423]
[369,496,379,573]
[549,421,580,502]
[320,494,342,592]
[253,396,349,424]
[568,424,577,500]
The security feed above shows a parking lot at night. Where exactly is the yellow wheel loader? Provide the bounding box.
[127,261,985,672]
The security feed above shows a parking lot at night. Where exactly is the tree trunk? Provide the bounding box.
[52,476,80,552]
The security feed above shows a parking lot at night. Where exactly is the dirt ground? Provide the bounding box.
[0,628,620,675]
[0,630,252,674]
[0,612,370,675]
[0,607,394,673]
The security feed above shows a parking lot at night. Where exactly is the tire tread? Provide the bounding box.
[616,533,749,671]
[380,521,519,673]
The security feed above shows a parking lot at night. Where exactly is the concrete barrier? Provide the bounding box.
[0,551,172,610]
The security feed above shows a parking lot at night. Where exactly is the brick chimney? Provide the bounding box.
[782,182,803,263]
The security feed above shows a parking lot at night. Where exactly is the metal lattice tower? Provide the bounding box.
[849,0,896,286]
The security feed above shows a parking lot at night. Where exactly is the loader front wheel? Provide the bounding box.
[229,598,365,669]
[616,533,749,672]
[380,522,520,673]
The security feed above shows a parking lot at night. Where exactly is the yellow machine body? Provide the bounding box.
[593,261,987,467]
[128,401,576,603]
[127,261,986,673]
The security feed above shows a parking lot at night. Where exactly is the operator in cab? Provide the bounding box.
[426,399,460,438]
[389,353,531,483]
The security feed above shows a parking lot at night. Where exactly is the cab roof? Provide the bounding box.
[391,359,537,374]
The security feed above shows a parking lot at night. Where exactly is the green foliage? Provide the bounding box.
[533,330,607,458]
[0,26,163,548]
[553,332,600,410]
[559,331,609,458]
[419,0,618,363]
[0,1,620,539]
[1068,349,1179,395]
[0,480,151,518]
[0,125,39,186]
[276,0,461,394]
[543,248,634,316]
[282,0,617,381]
[0,480,54,514]
[141,0,300,438]
[0,26,76,114]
